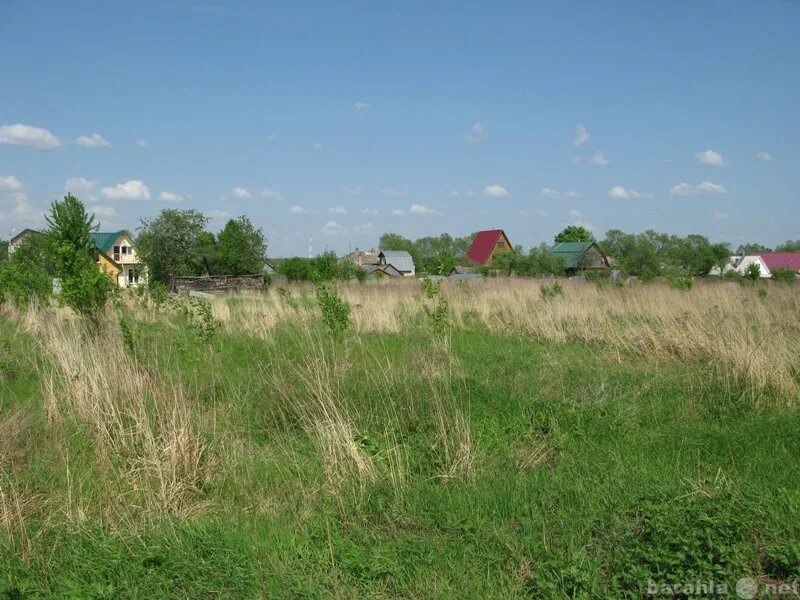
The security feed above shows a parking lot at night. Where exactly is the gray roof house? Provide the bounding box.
[378,250,415,277]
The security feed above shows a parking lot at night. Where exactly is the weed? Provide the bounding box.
[315,284,351,338]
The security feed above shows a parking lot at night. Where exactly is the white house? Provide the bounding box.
[710,255,771,278]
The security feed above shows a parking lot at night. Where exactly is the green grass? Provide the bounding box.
[1,311,799,598]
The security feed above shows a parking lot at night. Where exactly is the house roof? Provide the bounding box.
[466,229,508,265]
[379,250,414,273]
[363,264,403,277]
[88,230,134,253]
[551,241,605,269]
[9,228,39,245]
[757,252,800,273]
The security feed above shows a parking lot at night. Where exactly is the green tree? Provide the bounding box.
[45,194,96,279]
[136,209,209,289]
[215,216,267,275]
[0,236,51,308]
[278,257,312,281]
[554,226,594,243]
[0,240,8,262]
[736,243,771,255]
[46,195,114,325]
[776,240,800,252]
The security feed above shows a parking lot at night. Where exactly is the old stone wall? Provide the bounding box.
[174,274,265,294]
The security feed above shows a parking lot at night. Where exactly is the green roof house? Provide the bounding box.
[551,241,609,272]
[88,230,145,288]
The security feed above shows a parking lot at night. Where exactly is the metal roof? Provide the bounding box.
[466,229,507,265]
[551,241,603,269]
[88,231,133,253]
[379,250,414,273]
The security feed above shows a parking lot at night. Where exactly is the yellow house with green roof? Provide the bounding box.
[88,230,145,288]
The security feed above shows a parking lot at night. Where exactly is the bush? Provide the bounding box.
[666,273,693,290]
[771,268,797,283]
[539,282,564,300]
[420,278,450,338]
[59,266,117,327]
[0,255,52,309]
[744,262,761,281]
[315,284,351,337]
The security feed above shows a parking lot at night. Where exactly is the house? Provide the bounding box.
[378,250,415,277]
[88,230,145,288]
[711,253,800,278]
[343,248,380,266]
[551,241,610,272]
[758,253,800,278]
[8,229,40,255]
[362,264,403,278]
[466,229,513,266]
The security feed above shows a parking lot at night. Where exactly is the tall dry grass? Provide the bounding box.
[34,313,211,523]
[211,279,800,401]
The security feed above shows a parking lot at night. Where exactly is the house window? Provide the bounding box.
[128,269,139,285]
[496,240,506,249]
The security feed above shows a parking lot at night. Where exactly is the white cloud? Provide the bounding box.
[207,210,228,220]
[756,151,772,162]
[484,184,509,198]
[572,152,609,166]
[409,203,442,216]
[540,187,579,199]
[89,205,116,216]
[75,133,111,148]
[712,211,728,220]
[5,192,43,223]
[322,220,346,235]
[567,209,582,218]
[573,124,590,147]
[670,181,727,196]
[608,186,651,199]
[159,191,185,202]
[288,205,309,214]
[136,139,148,148]
[232,187,252,199]
[100,180,151,200]
[0,123,61,149]
[328,205,348,215]
[360,208,378,215]
[312,141,323,150]
[354,101,372,110]
[695,149,727,167]
[341,185,364,195]
[463,121,488,144]
[391,208,406,216]
[353,222,373,233]
[0,175,23,191]
[65,177,97,193]
[261,188,284,201]
[520,208,548,217]
[381,188,404,197]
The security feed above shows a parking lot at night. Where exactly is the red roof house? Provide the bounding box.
[757,252,800,275]
[466,229,513,266]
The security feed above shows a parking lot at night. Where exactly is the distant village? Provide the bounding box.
[6,221,799,296]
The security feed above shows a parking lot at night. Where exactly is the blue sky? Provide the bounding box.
[1,0,798,256]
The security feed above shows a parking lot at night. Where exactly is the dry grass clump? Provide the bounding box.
[208,279,800,400]
[36,313,211,522]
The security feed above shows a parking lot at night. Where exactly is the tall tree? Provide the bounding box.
[554,225,594,243]
[136,209,209,289]
[776,240,800,252]
[215,216,267,275]
[45,194,97,279]
[736,243,771,255]
[46,195,114,325]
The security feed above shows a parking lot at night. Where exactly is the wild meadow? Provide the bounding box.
[1,278,799,598]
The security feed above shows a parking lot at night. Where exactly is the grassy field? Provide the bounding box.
[1,278,799,598]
